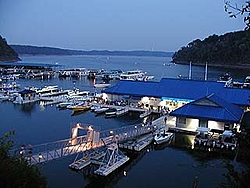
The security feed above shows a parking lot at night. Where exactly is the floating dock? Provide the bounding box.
[94,155,129,176]
[69,151,105,170]
[168,127,197,135]
[119,134,154,152]
[94,142,130,176]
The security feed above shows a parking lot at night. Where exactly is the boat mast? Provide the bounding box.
[188,61,192,80]
[204,62,208,81]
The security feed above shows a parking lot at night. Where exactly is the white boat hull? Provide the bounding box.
[154,132,173,144]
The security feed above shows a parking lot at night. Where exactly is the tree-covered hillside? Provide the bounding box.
[172,30,250,69]
[0,35,20,62]
[11,45,173,57]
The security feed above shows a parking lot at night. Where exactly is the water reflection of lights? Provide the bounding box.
[123,171,127,176]
[191,139,195,149]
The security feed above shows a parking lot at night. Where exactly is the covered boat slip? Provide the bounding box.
[103,78,250,108]
[169,93,244,132]
[103,78,247,134]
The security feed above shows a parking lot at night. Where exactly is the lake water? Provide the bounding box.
[1,55,246,188]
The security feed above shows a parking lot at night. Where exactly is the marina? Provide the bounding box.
[1,55,249,188]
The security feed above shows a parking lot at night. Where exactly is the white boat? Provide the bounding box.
[94,83,111,88]
[101,70,123,80]
[119,70,154,81]
[0,94,10,102]
[243,76,250,88]
[154,129,173,144]
[94,106,109,114]
[120,70,146,81]
[68,89,90,96]
[105,108,117,118]
[56,102,74,109]
[35,85,60,96]
[217,72,233,87]
[219,130,237,150]
[58,68,89,78]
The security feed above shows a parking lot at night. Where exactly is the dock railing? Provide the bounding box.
[13,116,167,165]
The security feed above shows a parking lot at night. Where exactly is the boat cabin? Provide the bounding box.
[13,89,39,104]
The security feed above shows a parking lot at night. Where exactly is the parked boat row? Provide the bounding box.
[193,127,237,151]
[0,64,155,82]
[60,68,154,81]
[217,72,250,89]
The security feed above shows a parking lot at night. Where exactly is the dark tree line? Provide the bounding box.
[11,44,172,57]
[0,35,20,62]
[172,30,250,67]
[0,132,46,188]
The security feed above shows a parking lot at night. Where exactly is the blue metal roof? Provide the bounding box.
[169,94,244,123]
[104,80,160,97]
[158,78,225,100]
[103,78,250,106]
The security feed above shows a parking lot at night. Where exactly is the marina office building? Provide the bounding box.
[103,78,249,132]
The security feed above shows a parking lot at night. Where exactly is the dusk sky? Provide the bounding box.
[0,0,245,52]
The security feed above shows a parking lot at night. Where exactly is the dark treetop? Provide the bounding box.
[172,30,250,69]
[0,35,20,62]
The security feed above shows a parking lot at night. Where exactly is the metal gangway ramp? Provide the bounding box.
[94,135,129,176]
[18,116,166,165]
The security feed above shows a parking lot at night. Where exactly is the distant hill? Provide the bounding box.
[0,36,20,62]
[172,30,250,69]
[11,45,173,57]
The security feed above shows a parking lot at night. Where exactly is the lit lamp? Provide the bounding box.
[20,144,25,157]
[135,125,138,138]
[38,153,43,163]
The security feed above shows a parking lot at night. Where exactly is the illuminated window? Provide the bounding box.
[199,119,208,127]
[177,117,186,124]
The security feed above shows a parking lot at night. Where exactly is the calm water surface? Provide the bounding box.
[1,55,246,188]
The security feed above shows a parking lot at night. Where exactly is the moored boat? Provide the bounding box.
[56,102,74,109]
[120,70,146,81]
[154,129,173,144]
[217,72,233,87]
[94,83,111,88]
[94,106,109,115]
[105,108,117,118]
[72,105,91,112]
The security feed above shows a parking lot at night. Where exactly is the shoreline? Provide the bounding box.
[174,61,250,70]
[0,57,21,63]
